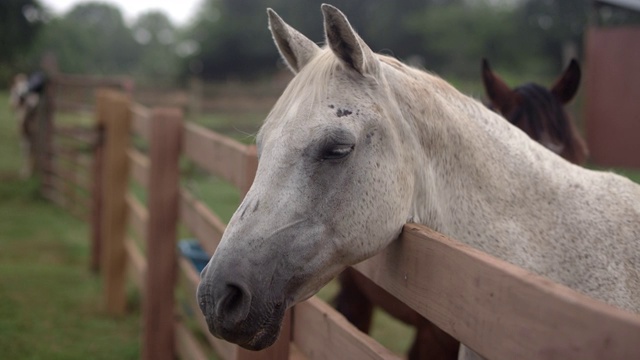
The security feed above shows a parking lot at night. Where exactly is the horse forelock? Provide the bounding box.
[512,83,576,154]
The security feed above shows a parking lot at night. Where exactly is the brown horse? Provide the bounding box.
[482,58,589,165]
[333,59,589,360]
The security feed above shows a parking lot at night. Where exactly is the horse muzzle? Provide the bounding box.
[197,265,286,350]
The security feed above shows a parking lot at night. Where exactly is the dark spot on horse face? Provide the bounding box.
[328,104,335,109]
[336,108,353,118]
[365,131,375,145]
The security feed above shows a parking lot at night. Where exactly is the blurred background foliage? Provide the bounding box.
[2,0,640,88]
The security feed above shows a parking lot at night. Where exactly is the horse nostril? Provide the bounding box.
[215,282,252,326]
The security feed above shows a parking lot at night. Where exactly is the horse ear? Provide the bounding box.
[551,59,581,104]
[321,4,379,76]
[267,8,320,74]
[481,58,516,115]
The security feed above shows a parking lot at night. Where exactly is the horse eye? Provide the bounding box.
[321,144,354,160]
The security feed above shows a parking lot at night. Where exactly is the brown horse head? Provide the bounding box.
[481,59,589,165]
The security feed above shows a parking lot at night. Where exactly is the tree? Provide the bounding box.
[514,0,590,73]
[131,11,181,84]
[406,2,529,80]
[0,0,45,86]
[31,2,139,75]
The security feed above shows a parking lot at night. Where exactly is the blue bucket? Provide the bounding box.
[178,239,210,273]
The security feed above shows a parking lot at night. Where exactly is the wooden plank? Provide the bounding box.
[126,193,148,242]
[50,144,84,165]
[175,320,210,360]
[179,257,236,360]
[292,297,399,360]
[289,344,308,360]
[46,162,90,192]
[125,236,146,293]
[183,123,253,191]
[54,73,130,88]
[179,188,226,255]
[128,148,149,188]
[38,72,55,191]
[141,108,183,360]
[99,90,132,315]
[55,101,93,113]
[131,103,151,141]
[53,126,98,145]
[354,224,640,360]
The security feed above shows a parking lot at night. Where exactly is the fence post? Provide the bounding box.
[90,93,106,273]
[99,90,132,315]
[141,108,183,360]
[35,75,56,190]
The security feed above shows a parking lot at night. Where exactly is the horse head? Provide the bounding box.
[481,59,589,164]
[197,4,415,350]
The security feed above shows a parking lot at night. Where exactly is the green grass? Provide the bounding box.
[0,92,141,359]
[189,112,264,145]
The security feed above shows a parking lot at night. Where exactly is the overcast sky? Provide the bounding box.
[41,0,202,26]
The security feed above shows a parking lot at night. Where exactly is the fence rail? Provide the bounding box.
[42,124,96,220]
[41,82,640,360]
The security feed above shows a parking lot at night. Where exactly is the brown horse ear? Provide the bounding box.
[481,58,516,115]
[551,59,581,104]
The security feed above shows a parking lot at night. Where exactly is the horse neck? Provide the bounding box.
[385,68,570,240]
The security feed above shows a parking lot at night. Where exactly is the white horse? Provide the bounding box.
[197,4,640,358]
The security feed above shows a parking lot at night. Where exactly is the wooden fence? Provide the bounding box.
[42,125,96,219]
[36,73,132,222]
[45,87,640,360]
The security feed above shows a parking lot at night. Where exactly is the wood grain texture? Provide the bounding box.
[125,236,146,293]
[99,90,132,315]
[126,193,148,241]
[131,103,151,141]
[183,123,253,191]
[292,297,400,360]
[128,148,149,187]
[354,224,640,360]
[141,108,183,360]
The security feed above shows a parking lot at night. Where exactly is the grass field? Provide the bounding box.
[0,93,141,359]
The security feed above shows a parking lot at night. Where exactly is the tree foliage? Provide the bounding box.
[30,2,139,75]
[7,0,631,87]
[0,0,45,85]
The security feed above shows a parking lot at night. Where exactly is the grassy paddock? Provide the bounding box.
[0,92,140,359]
